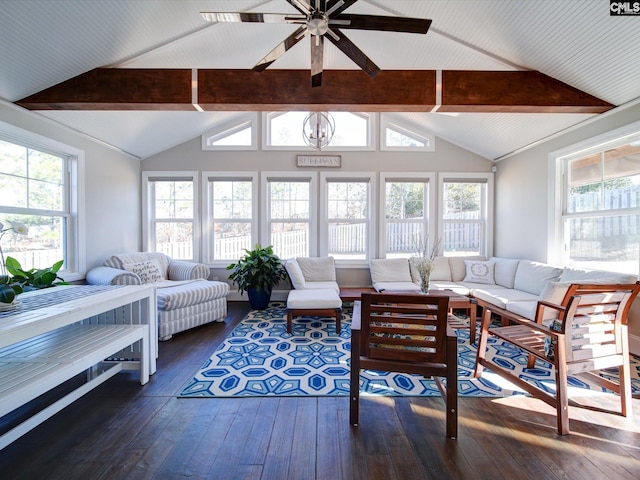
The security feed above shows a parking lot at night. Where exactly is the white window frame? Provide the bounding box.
[320,171,376,266]
[201,113,258,151]
[379,172,436,258]
[0,121,85,281]
[438,172,494,257]
[380,114,435,152]
[261,171,318,259]
[142,171,199,261]
[202,171,259,266]
[548,120,640,270]
[262,111,376,152]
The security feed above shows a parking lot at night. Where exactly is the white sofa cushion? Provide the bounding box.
[305,281,340,293]
[490,257,520,288]
[513,260,563,296]
[370,258,413,283]
[472,287,538,310]
[506,301,556,323]
[285,259,306,289]
[463,260,495,285]
[296,257,336,282]
[427,256,452,282]
[429,281,471,296]
[287,289,341,309]
[560,267,637,284]
[449,256,486,281]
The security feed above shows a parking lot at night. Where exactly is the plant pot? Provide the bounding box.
[247,287,272,310]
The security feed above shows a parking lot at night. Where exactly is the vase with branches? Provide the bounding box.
[409,237,441,293]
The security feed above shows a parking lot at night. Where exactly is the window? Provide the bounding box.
[263,111,374,151]
[0,122,83,279]
[380,115,435,152]
[380,173,436,258]
[439,173,493,256]
[561,139,640,273]
[143,172,198,261]
[262,172,317,259]
[203,172,258,264]
[201,113,257,150]
[321,172,375,262]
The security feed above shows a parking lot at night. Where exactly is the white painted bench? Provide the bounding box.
[0,285,156,449]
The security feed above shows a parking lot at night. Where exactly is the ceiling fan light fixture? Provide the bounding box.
[303,112,335,150]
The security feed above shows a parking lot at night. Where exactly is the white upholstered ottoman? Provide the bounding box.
[286,289,342,334]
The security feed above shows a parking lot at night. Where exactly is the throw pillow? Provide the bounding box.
[463,260,495,285]
[123,259,164,284]
[285,259,306,289]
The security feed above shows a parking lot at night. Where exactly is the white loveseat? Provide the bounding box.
[370,256,637,323]
[86,252,229,340]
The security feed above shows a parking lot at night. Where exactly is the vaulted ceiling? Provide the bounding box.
[2,0,639,160]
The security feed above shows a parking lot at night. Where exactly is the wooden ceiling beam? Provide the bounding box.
[16,68,613,114]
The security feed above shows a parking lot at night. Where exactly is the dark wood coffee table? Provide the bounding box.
[364,289,478,343]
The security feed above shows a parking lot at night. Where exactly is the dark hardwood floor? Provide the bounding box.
[1,301,640,479]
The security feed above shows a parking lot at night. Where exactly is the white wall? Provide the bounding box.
[0,103,142,271]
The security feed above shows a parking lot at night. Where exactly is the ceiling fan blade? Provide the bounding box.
[200,12,304,24]
[310,35,324,87]
[286,0,312,15]
[253,26,307,72]
[326,29,381,77]
[334,14,431,34]
[326,0,358,17]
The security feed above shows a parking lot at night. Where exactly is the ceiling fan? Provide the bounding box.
[201,0,431,87]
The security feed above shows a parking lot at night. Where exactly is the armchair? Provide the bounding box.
[350,293,458,439]
[86,252,229,340]
[474,282,640,435]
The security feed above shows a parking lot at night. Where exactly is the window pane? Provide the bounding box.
[564,143,640,273]
[213,222,252,261]
[271,222,309,258]
[442,182,485,255]
[0,213,65,270]
[211,180,253,261]
[270,181,309,220]
[0,139,27,176]
[328,222,367,260]
[154,221,193,259]
[568,214,639,274]
[268,111,370,148]
[327,182,367,219]
[385,181,426,257]
[386,127,425,147]
[154,181,193,219]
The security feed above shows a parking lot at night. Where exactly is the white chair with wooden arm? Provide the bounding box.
[474,282,640,435]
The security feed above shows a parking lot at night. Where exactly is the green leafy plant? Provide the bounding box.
[226,244,287,295]
[4,256,68,292]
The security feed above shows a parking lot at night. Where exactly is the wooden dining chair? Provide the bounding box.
[475,282,640,435]
[350,292,458,439]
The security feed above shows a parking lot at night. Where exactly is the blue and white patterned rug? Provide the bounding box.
[178,302,640,398]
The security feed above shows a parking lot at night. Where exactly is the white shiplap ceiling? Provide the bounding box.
[2,0,639,160]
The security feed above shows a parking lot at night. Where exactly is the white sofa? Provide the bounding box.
[370,256,638,323]
[86,252,229,340]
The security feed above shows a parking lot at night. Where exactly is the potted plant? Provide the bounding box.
[226,244,288,310]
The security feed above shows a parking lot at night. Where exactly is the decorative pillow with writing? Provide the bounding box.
[123,259,164,284]
[463,260,495,285]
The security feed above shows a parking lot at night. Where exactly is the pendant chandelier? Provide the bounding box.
[302,112,335,150]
